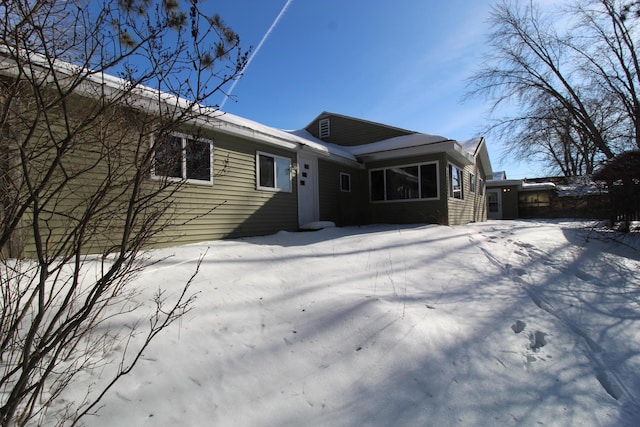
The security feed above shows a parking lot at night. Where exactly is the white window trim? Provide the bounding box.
[151,133,214,186]
[256,151,292,192]
[369,161,440,203]
[340,172,351,192]
[470,172,476,193]
[448,163,464,200]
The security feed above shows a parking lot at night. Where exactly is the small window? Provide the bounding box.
[340,172,351,192]
[319,118,330,139]
[257,151,292,192]
[479,178,485,196]
[153,134,213,184]
[448,164,464,200]
[470,173,476,193]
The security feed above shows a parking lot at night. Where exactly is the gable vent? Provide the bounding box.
[319,118,330,139]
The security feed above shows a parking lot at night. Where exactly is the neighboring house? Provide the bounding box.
[486,171,526,220]
[487,173,608,220]
[1,59,493,257]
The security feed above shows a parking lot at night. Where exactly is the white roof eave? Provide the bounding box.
[0,49,335,156]
[352,140,474,164]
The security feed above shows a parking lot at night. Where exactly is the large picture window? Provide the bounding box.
[153,134,213,184]
[448,164,464,200]
[257,152,292,192]
[370,162,438,202]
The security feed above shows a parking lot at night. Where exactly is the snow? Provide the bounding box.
[284,129,358,162]
[299,221,336,230]
[521,181,556,190]
[344,132,451,156]
[64,220,640,427]
[556,178,608,197]
[458,136,483,154]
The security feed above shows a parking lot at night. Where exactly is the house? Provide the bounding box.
[486,171,527,220]
[295,112,492,228]
[1,56,493,257]
[486,173,608,220]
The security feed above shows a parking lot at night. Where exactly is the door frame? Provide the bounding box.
[487,189,502,220]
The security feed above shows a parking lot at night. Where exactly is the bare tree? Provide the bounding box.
[468,0,640,176]
[0,1,248,425]
[496,99,606,176]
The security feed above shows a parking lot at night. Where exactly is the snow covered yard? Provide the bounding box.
[76,220,640,427]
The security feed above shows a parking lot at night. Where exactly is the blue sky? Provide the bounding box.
[208,0,545,179]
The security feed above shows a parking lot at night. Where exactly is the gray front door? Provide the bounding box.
[297,155,319,227]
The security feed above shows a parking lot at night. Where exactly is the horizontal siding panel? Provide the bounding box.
[446,157,487,225]
[318,160,367,226]
[152,133,299,247]
[18,112,300,256]
[306,114,413,146]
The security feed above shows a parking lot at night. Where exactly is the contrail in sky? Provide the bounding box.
[220,0,294,109]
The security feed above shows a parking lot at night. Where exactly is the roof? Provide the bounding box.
[307,111,417,135]
[0,49,492,173]
[345,133,451,156]
[458,137,484,154]
[490,171,507,180]
[0,49,337,158]
[305,114,493,168]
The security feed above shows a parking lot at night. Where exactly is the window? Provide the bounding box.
[340,172,351,192]
[370,162,438,202]
[479,178,485,196]
[470,173,476,193]
[448,164,464,199]
[153,134,213,184]
[319,118,330,139]
[519,191,551,208]
[257,152,292,192]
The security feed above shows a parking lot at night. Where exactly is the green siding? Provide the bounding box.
[153,133,298,247]
[317,160,367,226]
[306,113,414,146]
[446,156,488,225]
[16,101,154,257]
[14,105,299,256]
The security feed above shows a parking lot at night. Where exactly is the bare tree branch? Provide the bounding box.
[0,1,248,425]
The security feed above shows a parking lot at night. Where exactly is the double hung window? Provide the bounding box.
[153,134,213,184]
[448,164,464,200]
[257,152,292,192]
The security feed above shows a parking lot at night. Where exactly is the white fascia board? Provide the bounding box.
[0,50,330,155]
[474,138,493,177]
